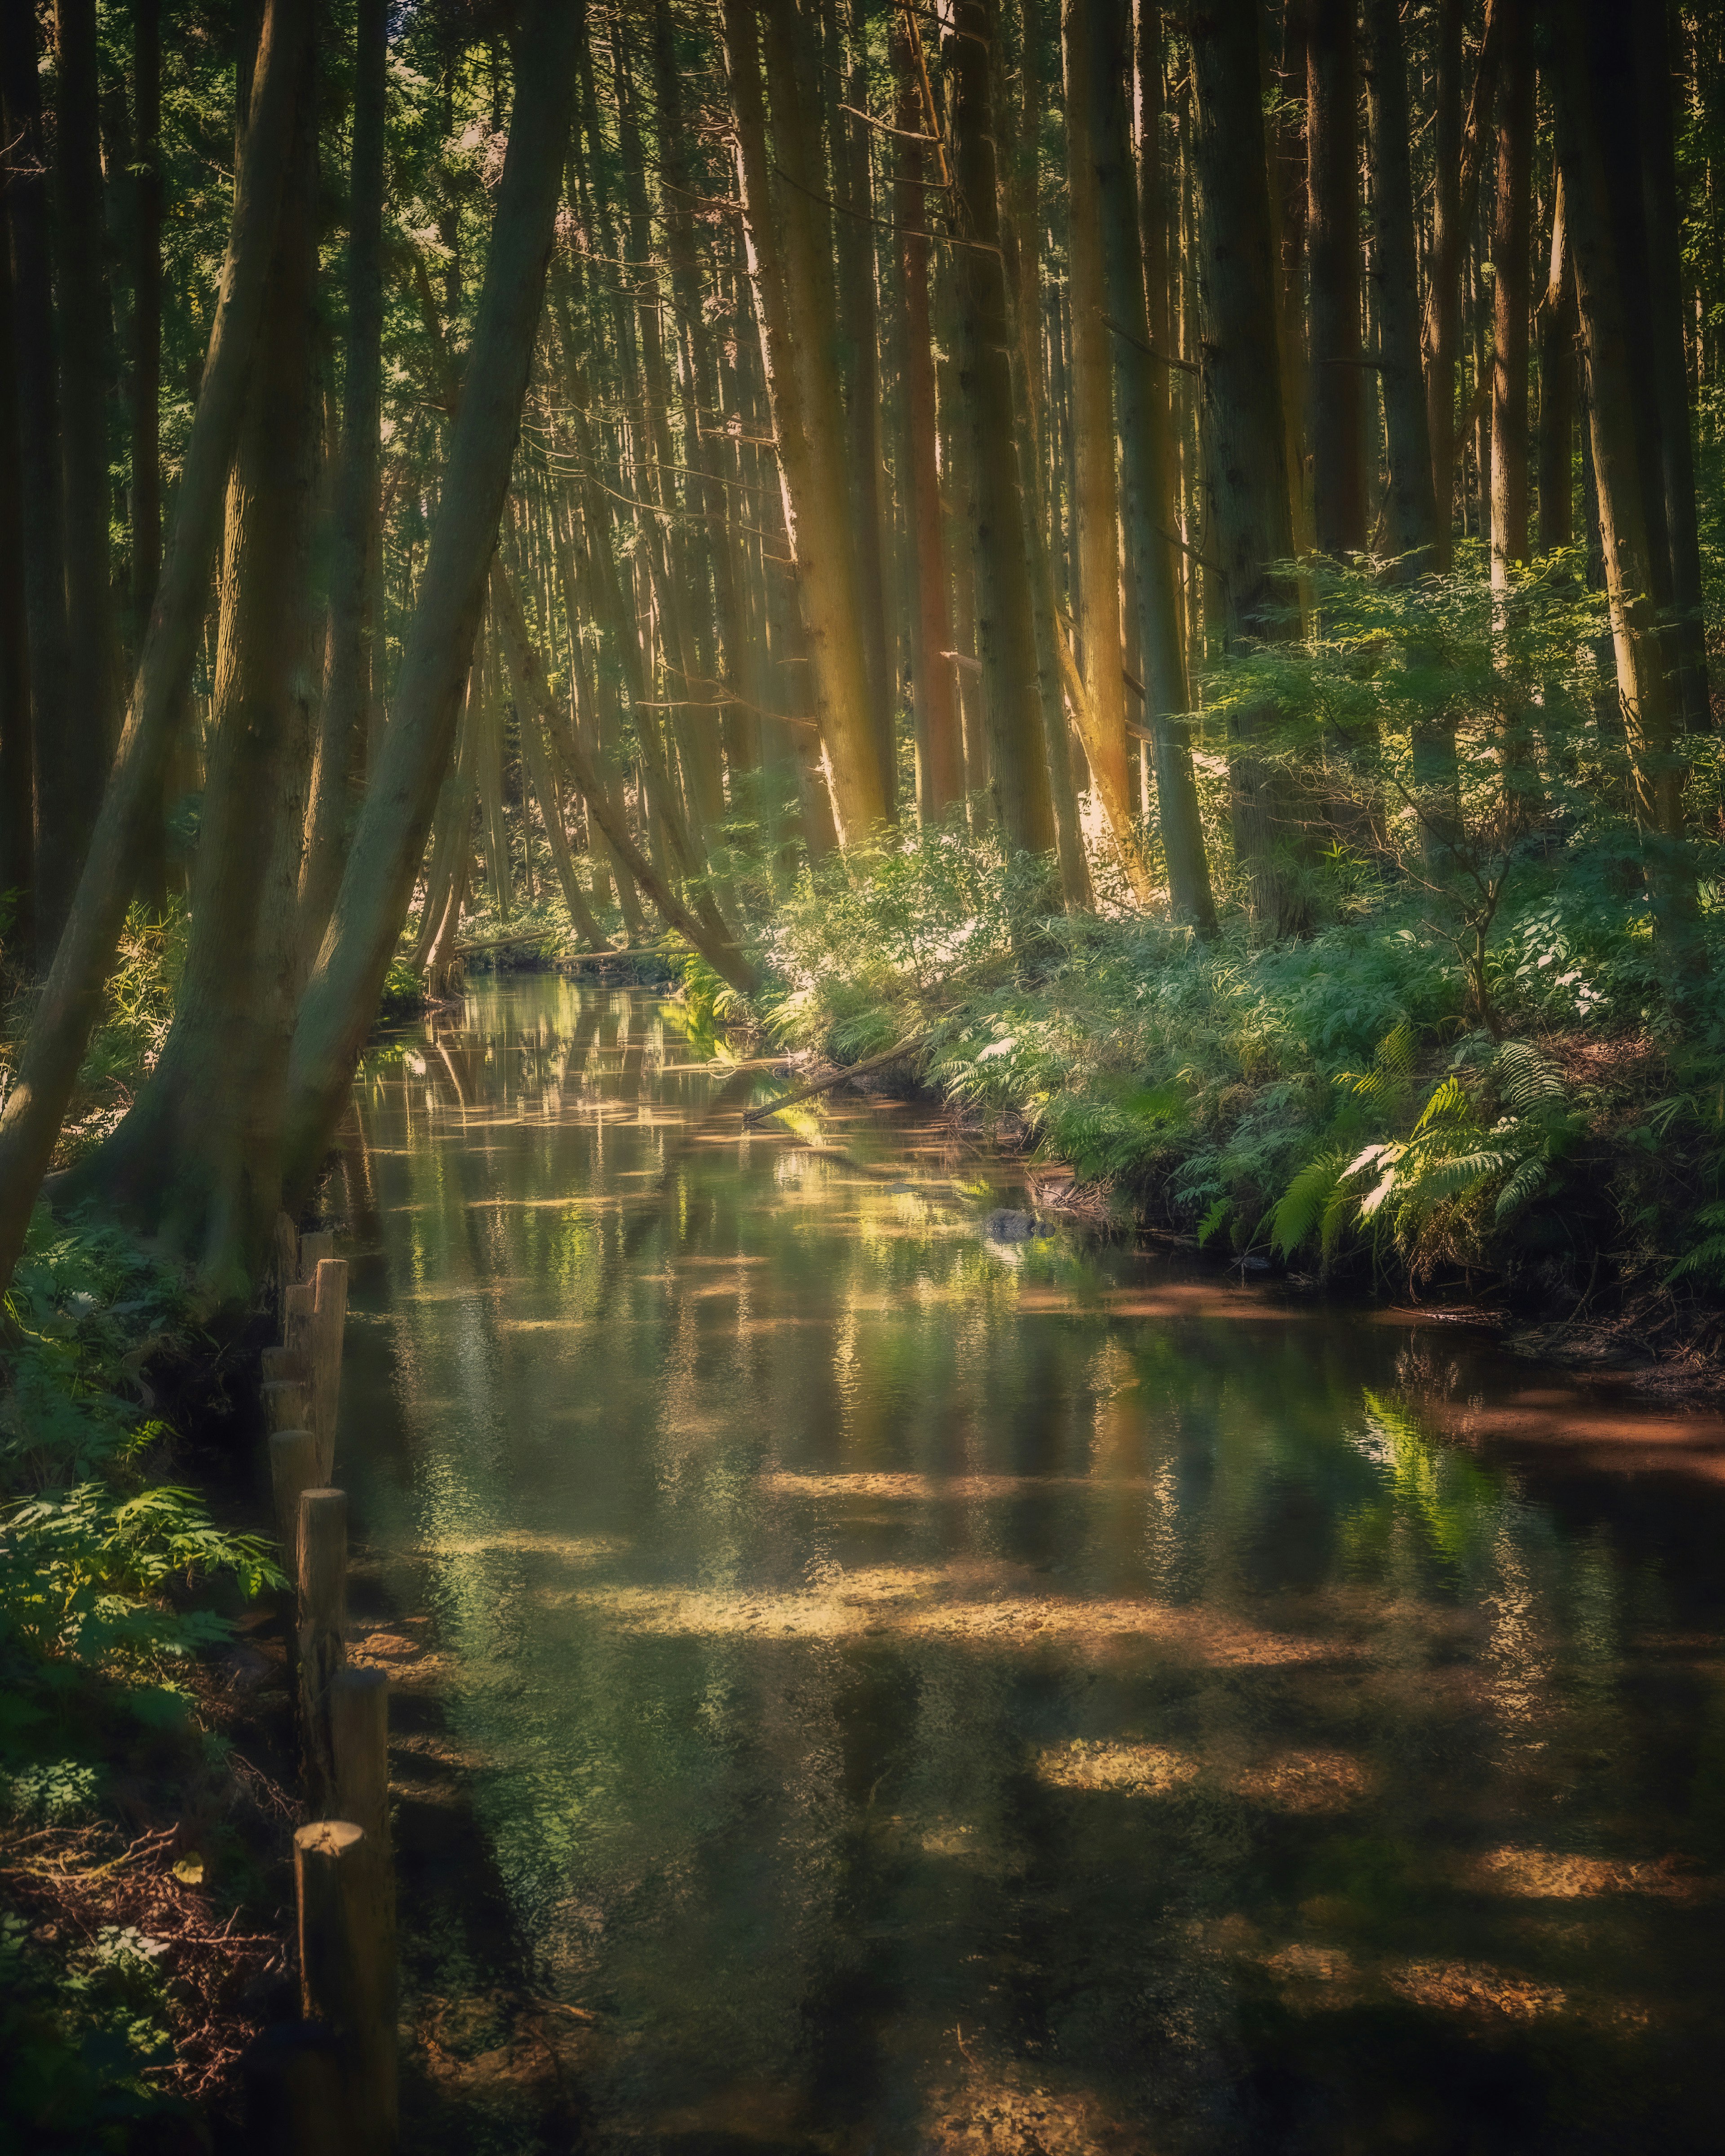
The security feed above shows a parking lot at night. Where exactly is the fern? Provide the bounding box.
[1197,1196,1233,1248]
[1271,1150,1348,1258]
[1494,1152,1550,1222]
[1493,1039,1566,1115]
[1666,1201,1725,1286]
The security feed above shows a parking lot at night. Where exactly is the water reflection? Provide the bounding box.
[336,977,1725,2154]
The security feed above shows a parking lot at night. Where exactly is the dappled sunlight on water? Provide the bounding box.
[334,978,1725,2154]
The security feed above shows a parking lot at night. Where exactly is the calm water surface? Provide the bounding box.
[332,975,1725,2155]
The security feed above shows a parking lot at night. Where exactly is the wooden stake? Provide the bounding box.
[310,1257,348,1481]
[297,1488,347,1812]
[239,2019,344,2156]
[262,1341,308,1386]
[272,1212,301,1313]
[329,1666,390,1844]
[299,1227,335,1280]
[294,1819,398,2151]
[262,1376,312,1433]
[269,1430,321,1576]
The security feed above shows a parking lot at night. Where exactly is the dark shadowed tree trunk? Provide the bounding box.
[301,0,388,958]
[1553,0,1704,1007]
[1307,0,1366,553]
[0,230,32,948]
[1535,177,1577,552]
[1490,0,1534,588]
[1190,0,1306,935]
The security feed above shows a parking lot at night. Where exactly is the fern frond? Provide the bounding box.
[1494,1040,1566,1114]
[1401,1147,1513,1206]
[1411,1074,1469,1136]
[1667,1236,1725,1286]
[1197,1197,1232,1248]
[1494,1153,1549,1221]
[1376,1021,1415,1077]
[1272,1151,1346,1257]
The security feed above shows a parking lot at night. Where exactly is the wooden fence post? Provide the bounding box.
[329,1667,390,1843]
[269,1431,321,1577]
[299,1227,336,1280]
[240,2019,344,2156]
[262,1377,313,1434]
[261,1341,307,1386]
[310,1257,348,1480]
[297,1488,347,1813]
[272,1212,301,1317]
[295,1820,398,2152]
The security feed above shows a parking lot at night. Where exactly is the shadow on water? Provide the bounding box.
[331,977,1725,2155]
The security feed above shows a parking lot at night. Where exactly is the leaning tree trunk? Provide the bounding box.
[1098,0,1215,932]
[65,26,322,1294]
[1189,0,1306,937]
[1307,0,1367,554]
[1553,0,1705,1011]
[0,233,33,947]
[0,0,308,1301]
[300,0,387,960]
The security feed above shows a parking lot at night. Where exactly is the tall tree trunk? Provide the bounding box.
[1103,0,1215,931]
[0,231,31,948]
[1190,0,1305,936]
[946,0,1058,863]
[1535,176,1577,552]
[1307,0,1366,553]
[0,0,309,1300]
[892,12,963,820]
[722,0,888,843]
[280,0,587,1203]
[70,29,323,1291]
[1490,0,1534,586]
[1063,0,1151,900]
[54,0,118,771]
[1,0,78,957]
[301,0,388,957]
[1364,0,1457,864]
[1634,0,1712,733]
[131,0,164,635]
[1553,0,1704,1009]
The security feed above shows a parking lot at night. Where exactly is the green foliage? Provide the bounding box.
[0,1911,179,2147]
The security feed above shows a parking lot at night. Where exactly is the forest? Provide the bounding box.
[4,0,1725,2145]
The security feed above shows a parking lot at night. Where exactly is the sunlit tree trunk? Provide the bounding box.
[1535,177,1577,553]
[1062,0,1151,900]
[1102,0,1213,931]
[131,0,164,637]
[281,0,586,1202]
[0,233,32,947]
[0,0,308,1300]
[892,14,963,820]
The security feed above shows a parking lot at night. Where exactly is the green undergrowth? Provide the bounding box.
[759,819,1725,1316]
[0,1210,284,2147]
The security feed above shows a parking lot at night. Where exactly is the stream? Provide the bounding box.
[331,974,1725,2155]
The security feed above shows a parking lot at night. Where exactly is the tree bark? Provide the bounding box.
[1307,0,1367,553]
[301,0,388,958]
[131,0,164,634]
[280,0,586,1203]
[0,0,309,1300]
[1190,0,1306,936]
[1101,0,1215,932]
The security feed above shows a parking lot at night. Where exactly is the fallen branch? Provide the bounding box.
[742,1030,932,1126]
